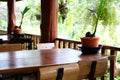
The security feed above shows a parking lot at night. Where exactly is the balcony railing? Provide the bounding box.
[24,33,40,49]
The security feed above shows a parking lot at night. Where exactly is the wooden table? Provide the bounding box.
[0,48,107,74]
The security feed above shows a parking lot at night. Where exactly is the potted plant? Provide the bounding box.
[80,0,117,54]
[81,0,110,47]
[14,6,30,35]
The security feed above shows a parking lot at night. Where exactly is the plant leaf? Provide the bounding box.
[21,6,30,15]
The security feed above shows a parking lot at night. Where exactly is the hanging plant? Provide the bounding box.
[59,0,68,23]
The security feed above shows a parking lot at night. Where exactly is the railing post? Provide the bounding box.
[110,50,117,80]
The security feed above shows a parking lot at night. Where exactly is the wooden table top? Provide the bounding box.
[0,49,107,74]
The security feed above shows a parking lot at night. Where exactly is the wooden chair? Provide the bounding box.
[37,43,55,50]
[78,58,108,80]
[0,43,22,80]
[39,63,79,80]
[0,43,22,52]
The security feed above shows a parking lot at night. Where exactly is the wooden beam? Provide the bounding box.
[7,0,16,34]
[40,0,58,43]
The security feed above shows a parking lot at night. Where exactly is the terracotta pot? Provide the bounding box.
[80,37,100,48]
[14,29,22,34]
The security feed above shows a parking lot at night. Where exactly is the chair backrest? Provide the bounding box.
[37,43,55,50]
[0,43,22,52]
[39,63,79,80]
[78,58,108,80]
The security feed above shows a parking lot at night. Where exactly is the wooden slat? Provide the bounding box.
[54,38,81,49]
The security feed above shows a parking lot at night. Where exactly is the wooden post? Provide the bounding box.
[7,0,16,34]
[40,0,58,43]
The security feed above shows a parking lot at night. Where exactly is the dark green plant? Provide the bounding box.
[19,6,30,29]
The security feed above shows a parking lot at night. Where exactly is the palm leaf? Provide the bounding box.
[21,6,30,15]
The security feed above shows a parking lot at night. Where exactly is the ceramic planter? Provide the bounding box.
[80,37,100,48]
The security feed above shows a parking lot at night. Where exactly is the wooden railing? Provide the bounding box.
[24,33,40,49]
[54,38,81,49]
[101,45,120,80]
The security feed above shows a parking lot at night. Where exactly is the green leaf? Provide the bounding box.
[21,6,30,15]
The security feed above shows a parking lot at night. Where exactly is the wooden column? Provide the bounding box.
[7,0,16,34]
[40,0,58,43]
